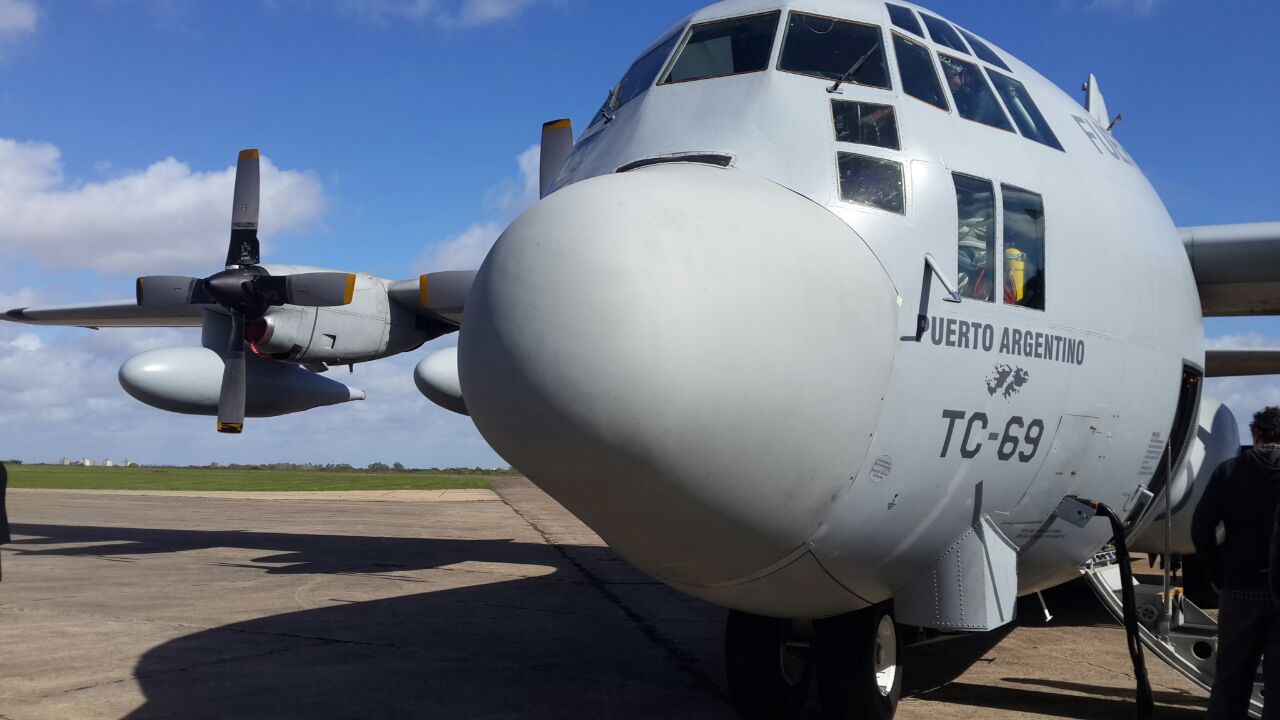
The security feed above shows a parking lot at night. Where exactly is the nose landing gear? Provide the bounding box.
[725,611,815,719]
[815,603,901,720]
[725,603,902,720]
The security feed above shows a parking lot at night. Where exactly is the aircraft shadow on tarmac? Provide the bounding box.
[11,524,1207,720]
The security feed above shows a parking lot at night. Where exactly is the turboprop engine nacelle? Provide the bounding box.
[1131,395,1240,555]
[246,268,430,366]
[119,347,365,418]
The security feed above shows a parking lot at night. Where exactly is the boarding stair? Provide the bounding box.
[1082,551,1264,718]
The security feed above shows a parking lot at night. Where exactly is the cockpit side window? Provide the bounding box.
[614,32,684,110]
[660,12,780,85]
[885,4,923,39]
[938,54,1014,131]
[893,33,948,111]
[778,12,889,89]
[953,173,997,303]
[837,152,904,214]
[920,14,969,55]
[1002,185,1046,311]
[956,28,1011,72]
[986,70,1064,151]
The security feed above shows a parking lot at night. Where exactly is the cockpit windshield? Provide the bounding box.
[615,32,683,109]
[939,54,1014,132]
[661,12,780,85]
[778,12,890,89]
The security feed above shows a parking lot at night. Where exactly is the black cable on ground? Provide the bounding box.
[1072,496,1154,720]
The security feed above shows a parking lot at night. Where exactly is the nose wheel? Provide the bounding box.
[725,610,815,719]
[814,603,902,720]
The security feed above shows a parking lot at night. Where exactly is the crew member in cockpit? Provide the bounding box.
[944,58,998,125]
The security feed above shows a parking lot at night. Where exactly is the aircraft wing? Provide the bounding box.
[1205,349,1280,378]
[1182,222,1280,316]
[3,300,205,329]
[387,271,475,328]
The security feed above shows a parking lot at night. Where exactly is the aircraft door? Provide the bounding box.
[1000,414,1115,546]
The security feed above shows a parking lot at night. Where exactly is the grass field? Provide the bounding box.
[6,464,493,492]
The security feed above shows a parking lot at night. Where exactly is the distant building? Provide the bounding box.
[60,458,70,466]
[102,459,114,467]
[80,458,93,467]
[123,459,136,468]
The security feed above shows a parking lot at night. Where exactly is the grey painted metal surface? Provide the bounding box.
[461,0,1218,620]
[1180,222,1280,316]
[1204,348,1280,377]
[415,347,468,416]
[895,516,1019,631]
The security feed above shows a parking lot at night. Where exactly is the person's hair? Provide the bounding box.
[1250,406,1280,444]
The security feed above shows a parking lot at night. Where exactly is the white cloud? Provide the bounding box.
[341,0,539,27]
[1061,0,1165,15]
[8,332,42,351]
[438,0,536,27]
[0,0,37,42]
[1206,333,1280,350]
[0,138,327,276]
[425,221,504,271]
[418,143,539,272]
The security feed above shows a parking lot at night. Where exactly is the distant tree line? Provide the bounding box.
[189,462,517,475]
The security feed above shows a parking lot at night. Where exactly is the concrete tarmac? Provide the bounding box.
[0,478,1209,719]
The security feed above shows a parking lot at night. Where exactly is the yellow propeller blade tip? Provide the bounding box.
[343,274,357,305]
[217,423,244,434]
[239,149,260,160]
[419,274,430,308]
[543,119,572,131]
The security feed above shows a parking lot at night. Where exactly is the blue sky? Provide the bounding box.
[0,0,1277,466]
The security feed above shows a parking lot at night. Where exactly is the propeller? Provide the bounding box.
[135,149,357,434]
[540,118,574,198]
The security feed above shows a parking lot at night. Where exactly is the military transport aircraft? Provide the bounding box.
[6,0,1280,718]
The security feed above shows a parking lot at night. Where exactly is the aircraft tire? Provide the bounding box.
[815,603,901,720]
[724,610,813,720]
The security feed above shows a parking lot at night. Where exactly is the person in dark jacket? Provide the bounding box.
[1192,406,1280,719]
[0,461,9,581]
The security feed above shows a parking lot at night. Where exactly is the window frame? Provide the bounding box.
[610,29,686,113]
[937,52,1016,133]
[834,151,906,215]
[658,10,782,86]
[985,69,1065,152]
[951,172,999,304]
[830,99,902,151]
[885,3,924,39]
[999,183,1047,312]
[956,27,1011,72]
[775,11,892,91]
[919,13,971,55]
[890,31,951,113]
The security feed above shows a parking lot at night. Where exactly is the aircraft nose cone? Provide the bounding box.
[460,165,899,589]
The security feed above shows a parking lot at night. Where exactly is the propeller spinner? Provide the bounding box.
[135,149,356,434]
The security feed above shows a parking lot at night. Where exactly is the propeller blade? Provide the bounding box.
[136,276,212,307]
[253,272,356,307]
[216,312,247,434]
[539,118,574,198]
[418,270,475,325]
[225,149,261,268]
